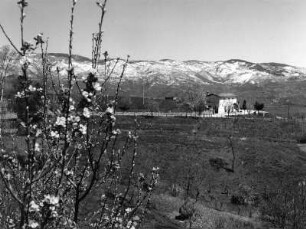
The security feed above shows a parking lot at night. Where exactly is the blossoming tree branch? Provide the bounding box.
[0,0,159,228]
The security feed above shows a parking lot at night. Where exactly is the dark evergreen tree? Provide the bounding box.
[242,100,247,110]
[254,101,264,111]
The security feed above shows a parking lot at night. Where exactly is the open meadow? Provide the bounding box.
[114,115,306,228]
[3,114,306,228]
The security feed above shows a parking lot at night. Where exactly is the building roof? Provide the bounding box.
[218,93,237,98]
[206,93,219,97]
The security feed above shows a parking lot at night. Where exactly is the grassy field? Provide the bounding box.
[2,115,306,228]
[115,115,306,228]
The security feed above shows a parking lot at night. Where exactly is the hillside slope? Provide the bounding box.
[12,53,306,86]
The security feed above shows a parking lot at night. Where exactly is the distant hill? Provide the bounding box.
[30,53,306,86]
[6,53,306,114]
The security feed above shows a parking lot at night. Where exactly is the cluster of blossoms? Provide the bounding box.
[53,114,88,137]
[28,85,42,92]
[82,90,93,103]
[27,195,60,228]
[128,131,139,141]
[83,107,91,119]
[67,115,80,123]
[50,130,60,139]
[34,142,40,152]
[55,116,66,128]
[15,91,25,98]
[28,220,39,228]
[15,85,43,99]
[112,128,121,135]
[79,123,87,135]
[93,82,102,91]
[43,195,60,206]
[126,218,139,229]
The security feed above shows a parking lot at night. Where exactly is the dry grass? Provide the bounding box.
[149,193,263,229]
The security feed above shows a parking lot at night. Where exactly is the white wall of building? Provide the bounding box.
[218,97,238,114]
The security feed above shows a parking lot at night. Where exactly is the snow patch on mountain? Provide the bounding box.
[13,53,306,86]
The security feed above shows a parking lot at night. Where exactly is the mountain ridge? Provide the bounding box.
[9,53,306,86]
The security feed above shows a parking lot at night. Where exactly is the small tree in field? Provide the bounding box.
[254,101,264,112]
[0,1,158,228]
[242,100,247,110]
[182,86,206,115]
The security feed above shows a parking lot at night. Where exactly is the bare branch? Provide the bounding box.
[0,24,22,56]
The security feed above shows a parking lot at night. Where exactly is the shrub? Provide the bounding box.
[254,101,264,111]
[230,195,246,206]
[209,157,228,171]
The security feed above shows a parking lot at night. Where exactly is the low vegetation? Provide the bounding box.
[111,116,306,228]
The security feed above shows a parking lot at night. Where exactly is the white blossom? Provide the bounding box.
[125,208,132,213]
[82,90,89,98]
[106,106,114,115]
[15,91,25,98]
[110,115,116,122]
[34,142,40,152]
[50,131,60,138]
[83,107,91,118]
[51,211,58,218]
[69,96,74,101]
[35,128,42,137]
[82,90,92,102]
[93,82,102,91]
[69,105,75,111]
[28,85,37,92]
[44,195,59,206]
[55,117,66,127]
[68,115,80,123]
[79,124,87,135]
[28,220,39,228]
[112,129,121,135]
[29,201,40,212]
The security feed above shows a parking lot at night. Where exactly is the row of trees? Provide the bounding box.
[113,94,265,114]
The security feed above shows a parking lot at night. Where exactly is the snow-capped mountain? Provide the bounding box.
[15,53,306,86]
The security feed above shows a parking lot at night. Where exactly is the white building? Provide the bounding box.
[218,93,238,115]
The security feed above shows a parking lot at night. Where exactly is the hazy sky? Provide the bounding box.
[0,0,306,66]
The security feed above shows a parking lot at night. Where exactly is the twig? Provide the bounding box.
[113,56,129,113]
[0,24,22,56]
